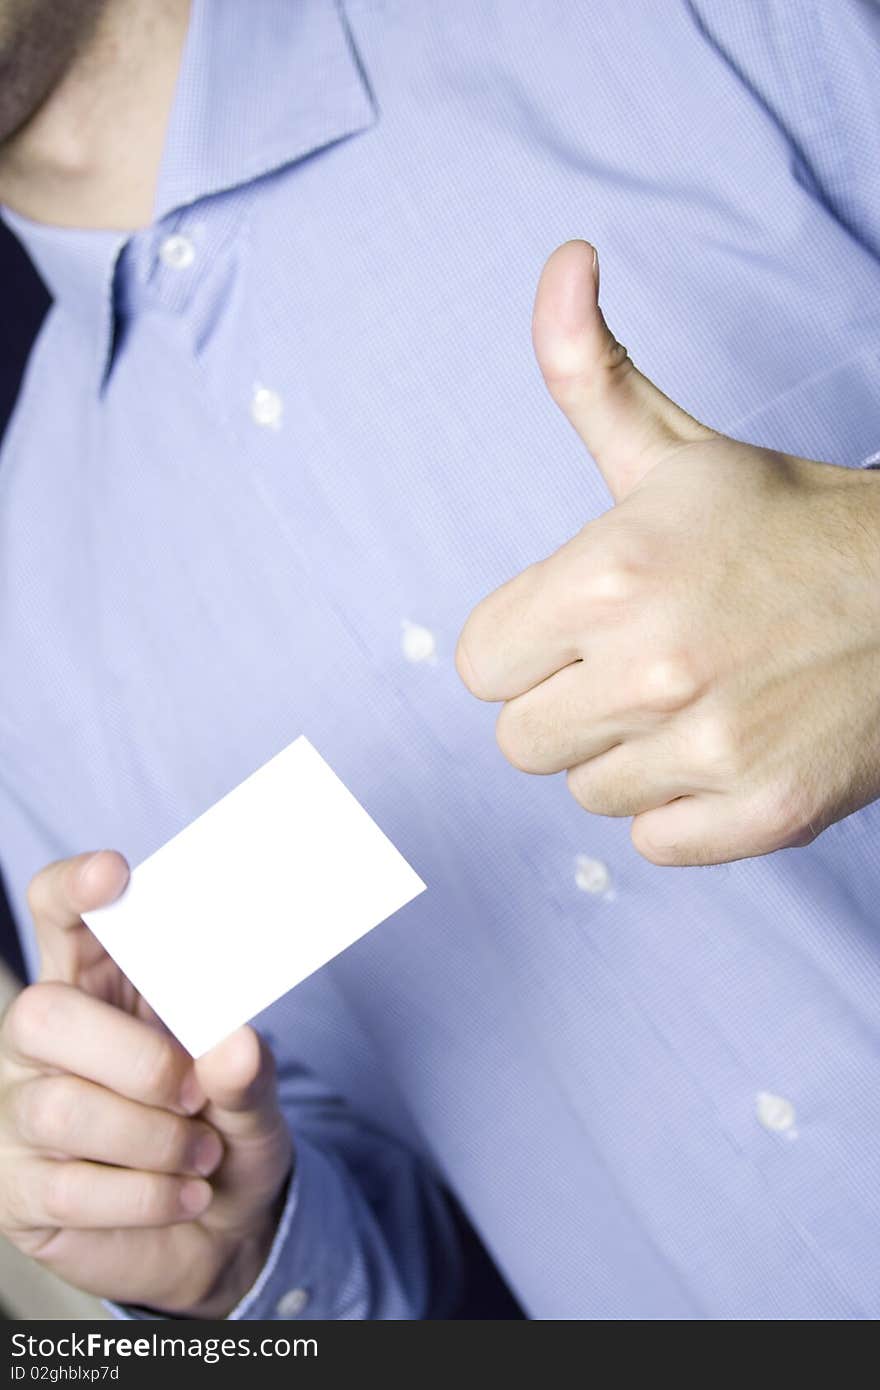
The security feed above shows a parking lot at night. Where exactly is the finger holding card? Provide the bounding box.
[0,736,423,1315]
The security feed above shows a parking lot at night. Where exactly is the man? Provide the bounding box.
[0,0,878,1320]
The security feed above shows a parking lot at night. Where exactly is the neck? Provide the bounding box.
[0,0,191,230]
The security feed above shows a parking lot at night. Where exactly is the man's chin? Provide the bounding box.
[0,0,105,151]
[0,67,57,148]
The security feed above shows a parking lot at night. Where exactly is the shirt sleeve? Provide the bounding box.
[109,1048,462,1321]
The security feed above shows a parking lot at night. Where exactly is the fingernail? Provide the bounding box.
[180,1179,212,1216]
[591,245,599,277]
[179,1072,205,1115]
[193,1131,223,1176]
[555,241,598,334]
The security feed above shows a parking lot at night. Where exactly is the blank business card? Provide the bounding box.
[82,736,426,1056]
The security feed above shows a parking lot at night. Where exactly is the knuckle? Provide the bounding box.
[134,1038,181,1105]
[14,1079,60,1148]
[755,780,818,849]
[457,563,546,702]
[566,763,623,817]
[4,1225,54,1259]
[598,335,634,378]
[454,627,491,700]
[0,1164,31,1231]
[26,858,77,925]
[541,360,589,407]
[566,763,595,811]
[131,1173,178,1226]
[2,993,30,1057]
[630,818,679,866]
[590,563,635,606]
[25,865,54,922]
[41,1163,77,1226]
[637,653,701,714]
[581,552,640,608]
[35,1077,81,1150]
[24,1230,65,1264]
[689,713,742,779]
[153,1116,191,1172]
[128,1174,160,1225]
[4,984,62,1057]
[495,700,549,773]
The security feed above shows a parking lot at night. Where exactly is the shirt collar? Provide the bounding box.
[2,0,376,391]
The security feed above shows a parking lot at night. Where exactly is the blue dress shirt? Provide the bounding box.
[3,0,880,1320]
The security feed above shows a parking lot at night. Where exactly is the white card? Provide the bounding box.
[83,736,426,1056]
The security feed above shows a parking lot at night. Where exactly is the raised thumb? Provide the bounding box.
[532,239,713,500]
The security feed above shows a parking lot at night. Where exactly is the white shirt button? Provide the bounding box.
[756,1091,797,1136]
[401,620,437,664]
[574,855,612,896]
[158,233,196,270]
[275,1286,310,1317]
[251,385,283,429]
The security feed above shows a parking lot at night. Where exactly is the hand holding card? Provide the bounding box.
[0,850,291,1316]
[0,738,423,1315]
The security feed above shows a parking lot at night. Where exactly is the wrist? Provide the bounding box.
[801,455,880,597]
[187,1174,293,1319]
[858,463,880,574]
